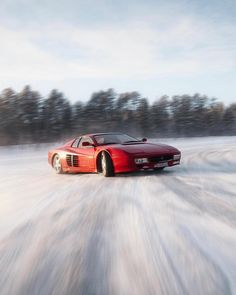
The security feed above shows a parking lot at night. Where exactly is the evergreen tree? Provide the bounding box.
[41,89,71,141]
[151,96,170,136]
[0,85,235,145]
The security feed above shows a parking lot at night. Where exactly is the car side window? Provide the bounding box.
[71,137,81,148]
[79,137,94,148]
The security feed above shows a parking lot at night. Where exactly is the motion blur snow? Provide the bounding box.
[0,137,236,295]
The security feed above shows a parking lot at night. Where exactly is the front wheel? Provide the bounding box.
[101,152,114,177]
[53,154,63,174]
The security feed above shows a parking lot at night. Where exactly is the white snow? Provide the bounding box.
[0,137,236,295]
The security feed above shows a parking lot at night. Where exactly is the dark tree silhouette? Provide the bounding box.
[0,85,235,145]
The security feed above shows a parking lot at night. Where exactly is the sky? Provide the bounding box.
[0,0,235,104]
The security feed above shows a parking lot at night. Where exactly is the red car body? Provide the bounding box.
[48,133,181,176]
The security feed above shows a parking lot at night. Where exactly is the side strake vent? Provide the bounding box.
[73,155,79,167]
[66,154,79,167]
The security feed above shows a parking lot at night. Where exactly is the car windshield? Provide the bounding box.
[94,134,141,146]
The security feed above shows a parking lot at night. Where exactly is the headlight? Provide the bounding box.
[173,154,181,160]
[135,158,149,164]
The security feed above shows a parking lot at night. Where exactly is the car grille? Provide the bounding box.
[66,154,79,167]
[149,155,173,163]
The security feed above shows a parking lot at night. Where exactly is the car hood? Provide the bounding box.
[108,143,179,155]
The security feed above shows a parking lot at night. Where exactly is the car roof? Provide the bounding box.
[84,132,124,137]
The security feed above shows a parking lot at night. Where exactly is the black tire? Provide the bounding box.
[53,154,63,174]
[101,152,114,177]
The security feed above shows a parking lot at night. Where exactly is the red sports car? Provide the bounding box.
[48,133,181,177]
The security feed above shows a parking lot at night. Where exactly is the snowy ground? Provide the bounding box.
[0,137,236,295]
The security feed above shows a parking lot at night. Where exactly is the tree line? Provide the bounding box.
[0,86,235,145]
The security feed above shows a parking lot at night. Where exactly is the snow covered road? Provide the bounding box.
[0,137,236,295]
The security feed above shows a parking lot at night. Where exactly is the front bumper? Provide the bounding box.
[113,154,181,173]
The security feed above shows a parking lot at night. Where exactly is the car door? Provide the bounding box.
[71,136,95,172]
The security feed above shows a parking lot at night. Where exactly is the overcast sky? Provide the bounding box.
[0,0,235,104]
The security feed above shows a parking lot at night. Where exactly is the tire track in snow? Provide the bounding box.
[0,138,235,295]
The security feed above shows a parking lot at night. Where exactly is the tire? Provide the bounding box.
[101,152,114,177]
[53,154,63,174]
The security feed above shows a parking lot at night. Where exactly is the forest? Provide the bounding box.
[0,86,235,145]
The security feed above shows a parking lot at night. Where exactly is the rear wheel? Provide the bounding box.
[101,152,114,177]
[53,154,63,174]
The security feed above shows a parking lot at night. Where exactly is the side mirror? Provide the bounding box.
[82,141,94,147]
[142,138,147,142]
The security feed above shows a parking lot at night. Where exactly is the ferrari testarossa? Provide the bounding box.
[48,133,181,177]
